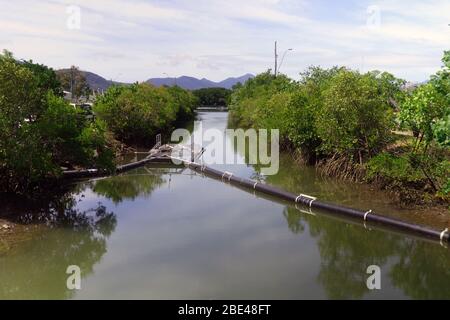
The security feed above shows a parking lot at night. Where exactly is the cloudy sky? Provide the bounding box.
[1,0,449,82]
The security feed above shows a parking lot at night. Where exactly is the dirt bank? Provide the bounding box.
[0,219,42,255]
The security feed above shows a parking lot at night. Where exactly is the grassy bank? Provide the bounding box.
[229,52,449,207]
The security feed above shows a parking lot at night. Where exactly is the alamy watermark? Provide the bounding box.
[366,5,381,30]
[171,121,280,175]
[66,5,81,30]
[66,265,81,290]
[366,265,381,290]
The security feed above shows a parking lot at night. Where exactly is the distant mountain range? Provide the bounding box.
[83,71,127,91]
[64,70,254,91]
[146,74,254,90]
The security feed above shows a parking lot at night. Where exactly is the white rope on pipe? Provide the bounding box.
[364,210,372,221]
[295,194,317,207]
[440,228,448,242]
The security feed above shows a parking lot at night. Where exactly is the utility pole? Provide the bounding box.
[70,66,74,101]
[274,41,278,77]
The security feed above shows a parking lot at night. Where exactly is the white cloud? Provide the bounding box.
[0,0,448,82]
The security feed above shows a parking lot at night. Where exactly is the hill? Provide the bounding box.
[57,69,254,91]
[147,73,254,90]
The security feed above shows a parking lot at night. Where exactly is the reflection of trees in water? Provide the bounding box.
[282,206,450,299]
[12,187,116,235]
[0,167,168,299]
[283,207,397,299]
[91,168,165,204]
[390,240,450,299]
[0,184,117,299]
[283,207,306,234]
[252,150,450,299]
[269,155,396,298]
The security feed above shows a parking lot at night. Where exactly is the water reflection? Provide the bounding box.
[1,112,449,300]
[91,167,166,204]
[0,189,117,299]
[0,166,172,299]
[282,206,450,299]
[390,240,450,299]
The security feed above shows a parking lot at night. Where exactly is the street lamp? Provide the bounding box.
[278,48,293,74]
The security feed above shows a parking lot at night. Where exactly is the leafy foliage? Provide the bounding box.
[432,113,450,147]
[229,71,295,128]
[367,153,423,182]
[167,85,198,120]
[317,70,395,162]
[285,66,343,160]
[229,57,448,200]
[394,51,449,198]
[21,59,63,97]
[0,51,114,194]
[399,83,447,148]
[369,70,406,109]
[430,51,450,106]
[230,67,398,163]
[94,83,196,144]
[193,87,230,108]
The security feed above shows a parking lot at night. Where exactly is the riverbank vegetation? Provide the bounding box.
[0,51,114,195]
[193,87,231,108]
[0,50,197,196]
[93,83,197,145]
[229,51,449,206]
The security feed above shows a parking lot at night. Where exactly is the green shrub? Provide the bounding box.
[229,71,294,128]
[317,70,395,163]
[432,114,450,147]
[193,87,230,108]
[283,66,343,159]
[94,83,195,144]
[21,59,63,97]
[283,90,318,154]
[367,152,449,200]
[229,67,401,164]
[78,119,115,172]
[0,51,114,194]
[435,159,450,197]
[167,85,198,120]
[366,153,422,182]
[440,178,450,197]
[38,93,86,164]
[399,83,447,148]
[257,91,292,134]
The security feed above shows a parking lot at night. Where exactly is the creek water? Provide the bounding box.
[0,111,449,299]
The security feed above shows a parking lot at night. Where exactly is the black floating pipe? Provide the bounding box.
[185,162,449,244]
[62,152,449,244]
[230,181,446,247]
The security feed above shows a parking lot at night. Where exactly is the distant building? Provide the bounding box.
[63,90,73,101]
